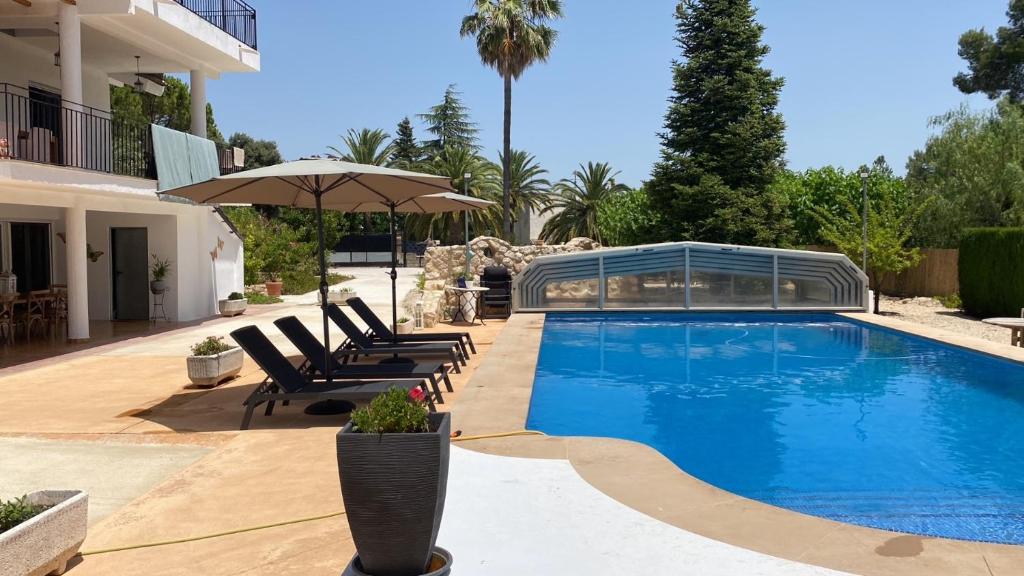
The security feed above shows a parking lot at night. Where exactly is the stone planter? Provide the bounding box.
[186,346,243,387]
[337,412,451,576]
[265,281,283,297]
[218,298,248,317]
[0,490,88,576]
[319,290,356,305]
[150,279,167,294]
[396,318,415,335]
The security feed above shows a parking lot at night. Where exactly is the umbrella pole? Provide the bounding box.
[390,204,399,343]
[315,190,332,386]
[464,209,471,276]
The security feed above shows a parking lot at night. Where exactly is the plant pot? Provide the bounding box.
[265,281,283,297]
[337,412,451,576]
[396,319,415,335]
[343,547,452,576]
[218,298,248,317]
[318,291,354,305]
[186,346,244,387]
[0,490,88,576]
[150,279,167,294]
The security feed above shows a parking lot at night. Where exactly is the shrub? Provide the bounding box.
[281,272,353,295]
[0,495,48,533]
[350,387,429,434]
[190,336,234,357]
[398,316,411,323]
[244,291,282,305]
[935,293,962,310]
[227,291,244,301]
[959,228,1024,317]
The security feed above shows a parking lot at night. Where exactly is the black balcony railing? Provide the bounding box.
[175,0,258,50]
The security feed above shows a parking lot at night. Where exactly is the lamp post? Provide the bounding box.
[464,172,472,277]
[860,169,869,274]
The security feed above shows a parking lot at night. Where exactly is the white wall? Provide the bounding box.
[0,33,111,111]
[174,206,243,321]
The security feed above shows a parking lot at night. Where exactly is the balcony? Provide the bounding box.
[174,0,258,50]
[0,84,242,181]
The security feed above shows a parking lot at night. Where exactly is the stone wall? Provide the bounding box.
[417,236,601,325]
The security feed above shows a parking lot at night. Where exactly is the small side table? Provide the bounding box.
[446,286,489,325]
[982,317,1024,347]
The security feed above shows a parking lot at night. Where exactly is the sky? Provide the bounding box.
[206,0,1010,187]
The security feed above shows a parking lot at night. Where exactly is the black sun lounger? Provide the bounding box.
[346,296,477,356]
[230,325,433,430]
[327,304,466,373]
[273,315,453,399]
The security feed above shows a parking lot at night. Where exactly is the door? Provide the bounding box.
[9,222,51,293]
[111,228,149,320]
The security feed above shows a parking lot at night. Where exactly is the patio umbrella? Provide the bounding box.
[161,159,455,390]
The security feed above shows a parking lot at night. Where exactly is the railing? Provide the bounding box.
[175,0,258,50]
[0,83,154,179]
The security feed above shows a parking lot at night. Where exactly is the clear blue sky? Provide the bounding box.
[206,0,1008,187]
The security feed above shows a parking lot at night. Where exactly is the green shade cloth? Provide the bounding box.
[151,124,220,192]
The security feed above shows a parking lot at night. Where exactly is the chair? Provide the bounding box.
[49,284,68,335]
[346,296,476,356]
[326,304,466,373]
[229,325,433,430]
[273,315,452,399]
[0,293,15,345]
[479,266,512,319]
[23,290,49,341]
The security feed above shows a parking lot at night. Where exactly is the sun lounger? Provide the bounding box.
[230,325,433,430]
[327,304,466,373]
[273,315,453,398]
[346,296,476,356]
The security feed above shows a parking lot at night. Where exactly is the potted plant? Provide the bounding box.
[321,285,357,305]
[337,387,452,576]
[218,291,248,317]
[0,491,88,576]
[396,316,415,335]
[186,336,243,387]
[150,254,171,294]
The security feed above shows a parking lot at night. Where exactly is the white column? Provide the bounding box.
[65,205,89,341]
[59,2,84,167]
[189,70,207,138]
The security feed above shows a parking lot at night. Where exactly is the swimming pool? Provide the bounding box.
[526,313,1024,544]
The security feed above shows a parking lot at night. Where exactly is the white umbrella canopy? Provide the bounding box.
[333,191,495,213]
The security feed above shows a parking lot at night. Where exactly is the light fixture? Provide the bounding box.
[133,56,144,94]
[53,22,60,67]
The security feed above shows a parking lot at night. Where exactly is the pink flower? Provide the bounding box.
[409,387,426,403]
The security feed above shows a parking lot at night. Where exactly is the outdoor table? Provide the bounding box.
[982,317,1024,347]
[446,285,489,325]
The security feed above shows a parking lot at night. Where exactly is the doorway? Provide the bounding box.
[9,222,52,293]
[111,228,149,320]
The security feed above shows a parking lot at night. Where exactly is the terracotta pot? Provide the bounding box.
[265,281,283,297]
[337,412,451,576]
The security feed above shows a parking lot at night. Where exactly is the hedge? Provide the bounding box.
[959,228,1024,317]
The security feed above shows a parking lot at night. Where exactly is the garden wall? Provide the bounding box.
[806,245,958,297]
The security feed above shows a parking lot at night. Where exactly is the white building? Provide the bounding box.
[0,0,259,341]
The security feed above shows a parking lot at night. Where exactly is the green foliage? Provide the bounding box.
[227,132,283,170]
[227,292,244,300]
[350,386,430,434]
[150,254,171,281]
[954,0,1024,102]
[190,336,233,357]
[407,147,502,243]
[110,77,225,144]
[244,291,282,305]
[416,272,426,291]
[906,101,1024,247]
[540,162,630,243]
[648,0,790,246]
[418,84,479,156]
[329,128,394,165]
[811,168,930,312]
[224,208,307,284]
[280,272,352,296]
[597,185,662,247]
[390,117,422,169]
[935,293,962,310]
[502,149,551,225]
[774,157,909,246]
[0,495,48,533]
[958,228,1024,317]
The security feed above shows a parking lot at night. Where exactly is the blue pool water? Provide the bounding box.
[526,313,1024,544]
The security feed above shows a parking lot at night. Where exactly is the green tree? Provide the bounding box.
[540,161,629,244]
[647,0,790,247]
[110,77,224,143]
[409,147,502,243]
[328,128,394,166]
[906,102,1024,247]
[461,0,564,240]
[227,132,283,170]
[418,84,479,157]
[954,0,1024,102]
[390,117,421,169]
[502,149,550,238]
[597,185,662,247]
[812,169,930,313]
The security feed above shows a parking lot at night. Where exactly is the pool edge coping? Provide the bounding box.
[453,311,1024,576]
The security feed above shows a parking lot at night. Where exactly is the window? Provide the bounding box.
[4,222,51,293]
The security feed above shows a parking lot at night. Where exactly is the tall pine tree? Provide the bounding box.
[648,0,790,246]
[390,117,420,168]
[418,84,479,158]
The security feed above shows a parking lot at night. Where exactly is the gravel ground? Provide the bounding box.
[877,295,1011,345]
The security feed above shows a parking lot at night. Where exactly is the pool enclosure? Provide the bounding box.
[512,242,868,312]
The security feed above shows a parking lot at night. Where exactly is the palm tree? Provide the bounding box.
[540,161,629,244]
[407,147,502,243]
[328,128,394,165]
[461,0,563,240]
[502,149,550,239]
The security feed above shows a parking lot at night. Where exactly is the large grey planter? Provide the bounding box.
[337,412,451,576]
[186,346,243,387]
[218,298,248,317]
[0,490,88,576]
